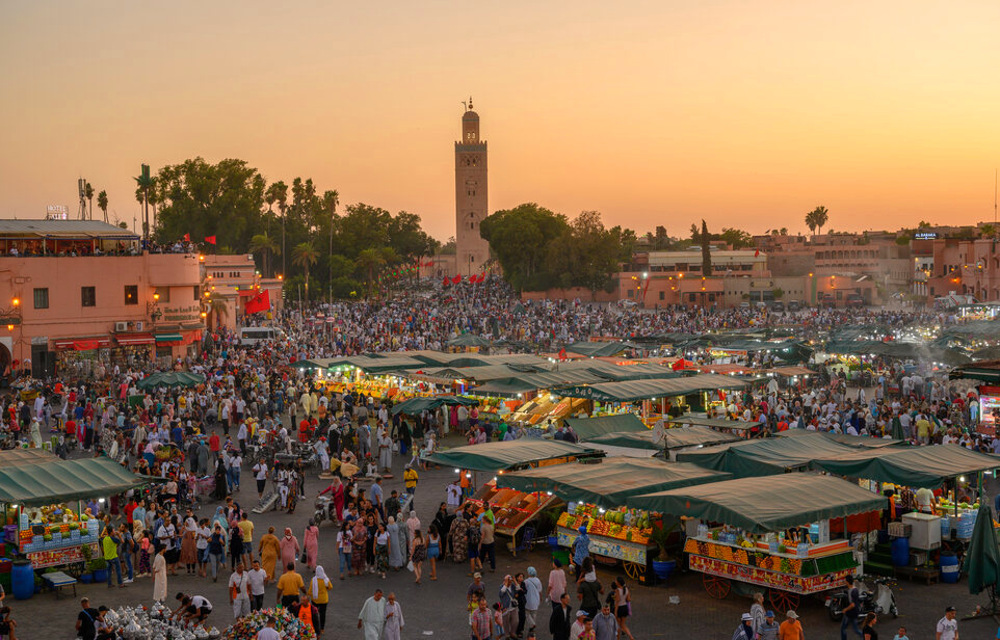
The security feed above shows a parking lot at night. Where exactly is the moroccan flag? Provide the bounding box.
[183,233,190,242]
[451,275,462,284]
[558,348,567,361]
[442,277,450,287]
[754,249,760,257]
[469,274,478,284]
[478,272,486,282]
[245,290,270,314]
[205,235,217,245]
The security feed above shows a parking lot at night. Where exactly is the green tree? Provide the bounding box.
[480,203,570,291]
[701,219,712,276]
[355,248,386,298]
[292,242,319,301]
[719,227,754,249]
[97,190,108,223]
[153,158,267,252]
[249,233,280,277]
[323,189,340,294]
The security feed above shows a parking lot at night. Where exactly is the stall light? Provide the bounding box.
[493,476,498,482]
[455,469,461,474]
[959,476,966,482]
[465,473,471,479]
[598,507,606,513]
[546,492,553,496]
[98,498,106,503]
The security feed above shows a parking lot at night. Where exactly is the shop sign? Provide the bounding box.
[27,542,98,569]
[161,304,200,323]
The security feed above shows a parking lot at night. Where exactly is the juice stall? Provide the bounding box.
[499,458,730,583]
[627,474,886,612]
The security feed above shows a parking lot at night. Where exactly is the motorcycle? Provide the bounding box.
[827,576,898,622]
[314,495,339,528]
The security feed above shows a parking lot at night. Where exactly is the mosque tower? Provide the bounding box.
[454,98,490,276]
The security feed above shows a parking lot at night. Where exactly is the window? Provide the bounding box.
[154,287,170,303]
[33,288,49,309]
[124,285,138,306]
[81,286,96,307]
[659,291,665,300]
[193,285,200,300]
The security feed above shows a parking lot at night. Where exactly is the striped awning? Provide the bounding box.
[115,333,154,346]
[51,337,111,351]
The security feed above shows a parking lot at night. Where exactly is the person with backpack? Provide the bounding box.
[467,514,483,575]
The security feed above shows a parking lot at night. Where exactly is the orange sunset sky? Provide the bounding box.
[2,1,999,242]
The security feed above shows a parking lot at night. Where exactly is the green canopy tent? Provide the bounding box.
[667,415,758,431]
[812,444,1000,489]
[0,457,147,506]
[565,342,637,358]
[423,440,602,472]
[589,426,740,452]
[564,414,647,441]
[626,474,887,534]
[136,371,206,390]
[390,396,479,416]
[587,430,661,451]
[965,504,1000,606]
[497,458,730,509]
[676,431,857,476]
[555,374,746,403]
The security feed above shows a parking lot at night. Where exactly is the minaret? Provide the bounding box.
[455,98,490,277]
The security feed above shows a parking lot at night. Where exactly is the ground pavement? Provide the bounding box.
[15,436,999,639]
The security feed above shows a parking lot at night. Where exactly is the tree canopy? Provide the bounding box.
[149,157,439,300]
[480,204,634,294]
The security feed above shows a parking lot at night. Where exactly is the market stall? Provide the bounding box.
[0,453,146,570]
[500,458,730,583]
[424,440,604,544]
[628,474,886,611]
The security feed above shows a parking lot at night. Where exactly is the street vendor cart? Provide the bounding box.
[500,458,730,583]
[628,474,886,611]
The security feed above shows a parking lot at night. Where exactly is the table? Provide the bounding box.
[42,571,77,598]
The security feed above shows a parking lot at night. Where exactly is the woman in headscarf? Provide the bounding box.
[351,518,368,577]
[152,545,168,603]
[179,519,198,575]
[449,512,469,563]
[279,527,300,572]
[303,519,320,571]
[258,526,281,580]
[211,506,228,532]
[311,565,332,635]
[317,475,346,523]
[386,517,404,570]
[213,455,228,500]
[405,511,421,554]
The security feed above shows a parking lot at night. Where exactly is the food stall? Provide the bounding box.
[424,440,604,546]
[628,474,886,612]
[499,458,730,583]
[0,452,146,570]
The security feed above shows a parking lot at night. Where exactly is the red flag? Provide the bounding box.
[451,275,462,284]
[442,277,450,287]
[558,348,567,361]
[205,235,217,245]
[754,249,760,257]
[469,274,479,284]
[244,290,270,314]
[183,233,190,242]
[478,272,486,283]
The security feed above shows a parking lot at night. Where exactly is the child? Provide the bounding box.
[0,605,17,640]
[892,627,909,640]
[492,603,504,638]
[138,531,152,577]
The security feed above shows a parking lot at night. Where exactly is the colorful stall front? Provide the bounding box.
[499,458,730,583]
[628,474,886,612]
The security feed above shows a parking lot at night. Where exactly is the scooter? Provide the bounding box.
[827,576,899,621]
[314,495,339,528]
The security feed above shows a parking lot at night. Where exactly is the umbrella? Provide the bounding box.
[965,504,1000,596]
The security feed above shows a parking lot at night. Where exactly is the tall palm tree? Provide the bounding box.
[805,206,829,236]
[84,182,94,220]
[292,242,319,301]
[97,190,109,223]
[207,297,229,329]
[355,248,386,298]
[323,189,339,299]
[249,233,280,277]
[271,181,289,275]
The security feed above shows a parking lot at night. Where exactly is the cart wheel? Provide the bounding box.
[703,574,731,599]
[768,588,800,614]
[623,562,643,581]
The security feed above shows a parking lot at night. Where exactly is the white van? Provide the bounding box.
[239,326,283,346]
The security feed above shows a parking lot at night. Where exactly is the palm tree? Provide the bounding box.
[355,248,386,298]
[805,206,829,236]
[292,242,319,301]
[271,181,289,275]
[207,297,229,329]
[97,190,109,223]
[323,189,339,299]
[249,233,280,277]
[84,182,94,220]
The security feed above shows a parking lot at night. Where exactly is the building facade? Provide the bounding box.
[201,254,283,330]
[0,221,205,377]
[454,102,490,277]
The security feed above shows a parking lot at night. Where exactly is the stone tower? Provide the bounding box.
[455,99,490,276]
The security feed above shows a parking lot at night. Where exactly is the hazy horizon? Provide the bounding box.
[2,1,999,242]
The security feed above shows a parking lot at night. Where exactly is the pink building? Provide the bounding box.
[0,220,204,377]
[202,254,283,329]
